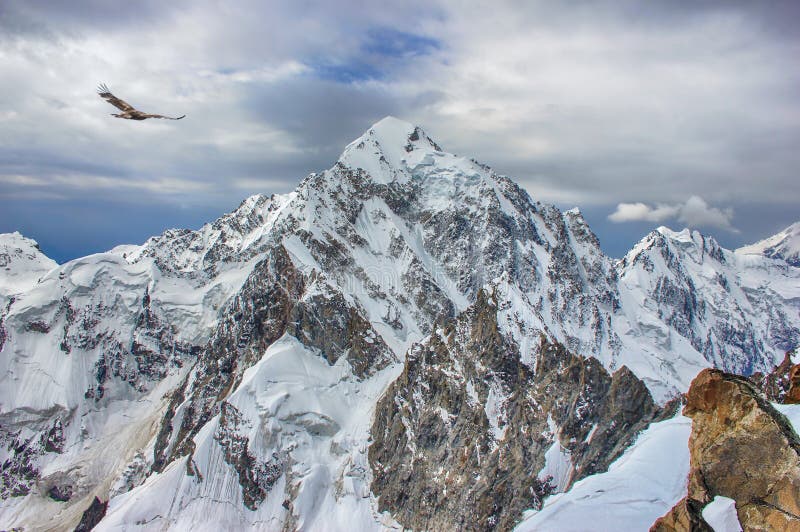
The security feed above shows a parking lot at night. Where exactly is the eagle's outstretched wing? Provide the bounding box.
[97,83,137,113]
[144,114,186,120]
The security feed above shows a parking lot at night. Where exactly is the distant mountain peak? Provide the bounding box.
[0,232,57,295]
[655,226,696,241]
[736,221,800,267]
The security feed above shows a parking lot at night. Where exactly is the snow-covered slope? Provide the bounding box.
[737,221,800,267]
[1,117,798,530]
[515,415,692,532]
[98,334,403,531]
[0,232,56,297]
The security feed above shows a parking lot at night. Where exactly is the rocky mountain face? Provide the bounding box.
[0,117,798,530]
[0,199,277,529]
[370,288,665,531]
[652,368,800,531]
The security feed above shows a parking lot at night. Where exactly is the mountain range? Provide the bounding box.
[1,117,798,530]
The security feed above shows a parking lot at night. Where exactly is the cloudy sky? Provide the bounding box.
[1,0,798,262]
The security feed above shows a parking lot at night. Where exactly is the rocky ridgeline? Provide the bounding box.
[152,244,306,475]
[370,288,666,531]
[125,194,282,275]
[738,221,800,268]
[652,368,800,531]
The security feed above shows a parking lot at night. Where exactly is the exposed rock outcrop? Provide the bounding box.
[74,496,108,532]
[0,415,67,499]
[751,348,800,404]
[650,497,714,532]
[370,289,663,531]
[214,402,283,510]
[790,362,800,404]
[652,368,800,531]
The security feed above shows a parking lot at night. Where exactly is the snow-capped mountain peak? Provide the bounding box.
[619,222,798,379]
[338,116,449,184]
[656,225,693,240]
[736,221,800,266]
[0,232,57,296]
[648,225,727,263]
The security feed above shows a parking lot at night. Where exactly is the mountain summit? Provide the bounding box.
[0,119,798,530]
[737,221,800,267]
[339,116,441,178]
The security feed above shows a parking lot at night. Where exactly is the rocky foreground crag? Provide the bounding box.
[652,367,800,531]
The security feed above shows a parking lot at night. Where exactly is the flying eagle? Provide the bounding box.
[97,84,185,120]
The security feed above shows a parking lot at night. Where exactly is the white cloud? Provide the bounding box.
[0,173,210,195]
[608,202,680,223]
[198,61,310,84]
[0,174,50,187]
[609,195,737,232]
[678,195,736,232]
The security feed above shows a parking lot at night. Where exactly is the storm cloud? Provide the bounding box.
[0,0,798,261]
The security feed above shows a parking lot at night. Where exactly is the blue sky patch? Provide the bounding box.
[307,60,384,83]
[363,28,441,59]
[307,27,441,83]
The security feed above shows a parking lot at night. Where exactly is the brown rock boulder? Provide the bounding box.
[652,368,800,531]
[788,363,800,404]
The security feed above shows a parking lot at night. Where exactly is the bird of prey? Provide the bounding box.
[97,84,185,120]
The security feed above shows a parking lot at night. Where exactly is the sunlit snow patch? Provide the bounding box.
[701,496,742,532]
[516,415,691,532]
